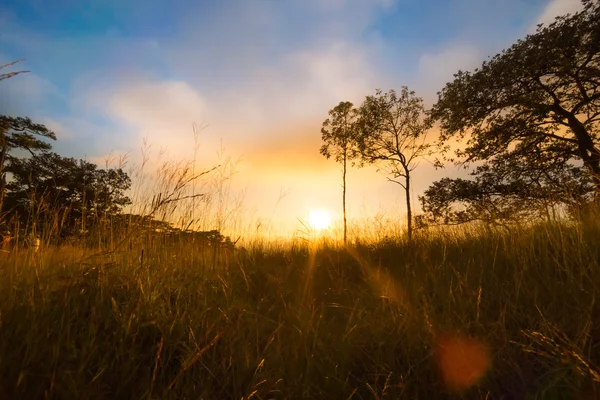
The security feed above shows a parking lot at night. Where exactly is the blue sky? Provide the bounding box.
[0,0,583,235]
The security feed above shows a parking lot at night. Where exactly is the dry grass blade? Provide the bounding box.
[167,332,223,390]
[0,60,29,81]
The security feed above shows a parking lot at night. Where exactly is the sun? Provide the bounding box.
[308,209,331,231]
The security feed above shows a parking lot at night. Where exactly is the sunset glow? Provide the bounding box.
[1,0,593,398]
[308,210,332,231]
[0,0,581,235]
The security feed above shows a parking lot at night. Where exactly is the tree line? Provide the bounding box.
[0,114,132,244]
[0,113,236,248]
[321,0,600,242]
[1,60,236,249]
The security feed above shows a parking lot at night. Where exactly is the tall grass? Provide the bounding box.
[1,138,598,398]
[1,217,599,399]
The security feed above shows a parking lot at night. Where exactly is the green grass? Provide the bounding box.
[0,221,599,399]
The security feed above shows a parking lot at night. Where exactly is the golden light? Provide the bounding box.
[308,209,331,231]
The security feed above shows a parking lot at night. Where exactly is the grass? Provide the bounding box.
[0,221,599,399]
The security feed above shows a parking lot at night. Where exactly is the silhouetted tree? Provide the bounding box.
[320,101,361,244]
[4,152,131,238]
[0,116,56,216]
[357,87,432,241]
[418,151,595,226]
[430,0,600,193]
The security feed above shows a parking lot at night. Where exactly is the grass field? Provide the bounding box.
[0,221,599,399]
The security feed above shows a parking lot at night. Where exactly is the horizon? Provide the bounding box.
[0,0,583,236]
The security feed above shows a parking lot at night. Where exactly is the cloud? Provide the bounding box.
[534,0,583,28]
[416,44,482,103]
[39,117,68,139]
[73,74,208,159]
[0,64,63,116]
[214,41,377,136]
[108,79,206,134]
[77,40,376,155]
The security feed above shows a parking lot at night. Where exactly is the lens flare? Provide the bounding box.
[435,333,491,392]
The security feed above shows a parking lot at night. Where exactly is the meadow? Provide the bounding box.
[1,219,599,399]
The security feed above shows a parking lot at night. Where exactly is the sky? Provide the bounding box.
[0,0,584,237]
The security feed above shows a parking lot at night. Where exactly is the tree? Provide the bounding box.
[0,116,56,216]
[430,0,600,193]
[419,150,595,227]
[4,152,131,239]
[91,167,132,218]
[357,88,432,241]
[320,101,361,244]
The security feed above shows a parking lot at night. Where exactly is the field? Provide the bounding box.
[0,221,599,399]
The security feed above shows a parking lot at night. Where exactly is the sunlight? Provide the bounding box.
[308,209,331,231]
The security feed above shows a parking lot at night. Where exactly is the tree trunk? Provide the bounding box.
[342,152,347,245]
[568,114,600,192]
[405,172,412,241]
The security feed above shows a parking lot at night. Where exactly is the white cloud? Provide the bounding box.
[168,40,380,155]
[108,80,206,133]
[74,75,208,159]
[40,117,68,139]
[47,115,127,159]
[416,44,482,103]
[246,42,375,126]
[534,0,583,28]
[0,68,62,116]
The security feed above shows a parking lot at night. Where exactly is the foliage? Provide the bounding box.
[419,151,596,226]
[0,115,57,216]
[0,116,55,156]
[357,87,433,239]
[111,213,236,248]
[320,101,361,244]
[430,0,600,189]
[4,152,131,238]
[320,101,361,164]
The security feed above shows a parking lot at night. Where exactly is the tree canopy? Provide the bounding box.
[430,0,600,188]
[0,115,57,214]
[0,115,56,157]
[357,87,432,239]
[4,152,131,238]
[421,0,600,226]
[320,102,361,164]
[419,151,595,226]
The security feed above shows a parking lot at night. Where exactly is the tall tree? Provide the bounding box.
[0,116,56,216]
[430,0,600,192]
[320,101,360,244]
[357,88,432,241]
